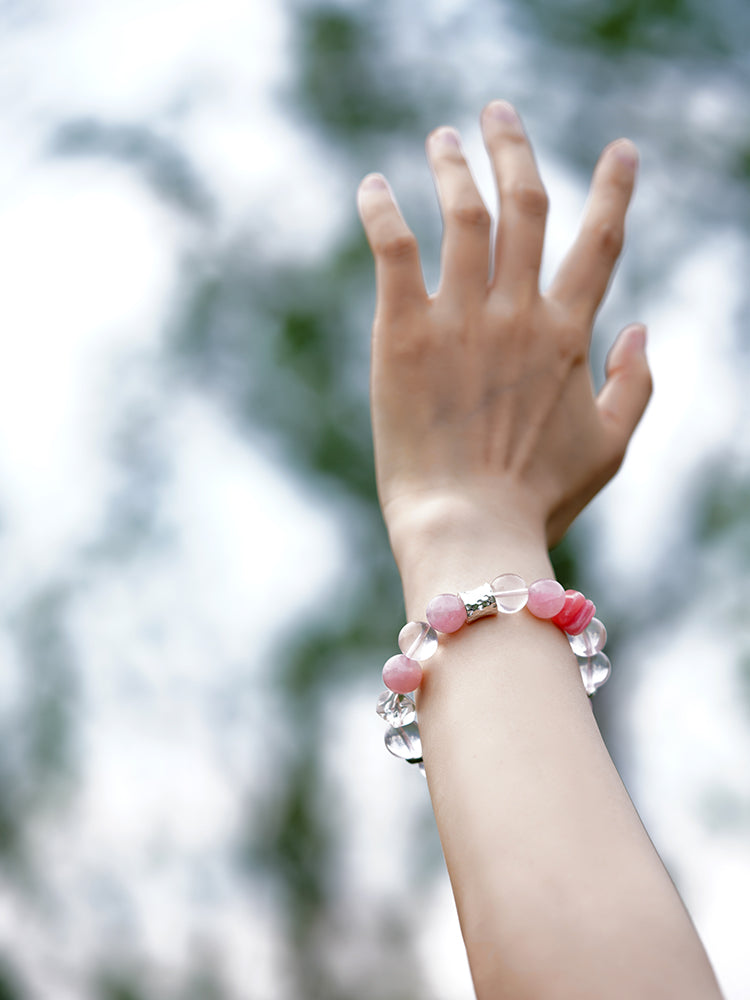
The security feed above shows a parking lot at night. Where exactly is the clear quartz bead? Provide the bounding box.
[398,621,438,661]
[376,690,417,727]
[491,573,529,613]
[578,651,611,695]
[568,617,607,657]
[384,722,423,762]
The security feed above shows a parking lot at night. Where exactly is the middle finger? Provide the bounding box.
[482,101,549,300]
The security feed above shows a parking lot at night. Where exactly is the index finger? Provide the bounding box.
[357,174,428,317]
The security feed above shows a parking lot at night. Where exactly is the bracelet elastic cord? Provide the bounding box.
[375,575,610,772]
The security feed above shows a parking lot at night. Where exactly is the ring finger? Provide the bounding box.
[427,126,492,301]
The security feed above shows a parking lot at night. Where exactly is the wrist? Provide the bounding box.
[383,492,553,618]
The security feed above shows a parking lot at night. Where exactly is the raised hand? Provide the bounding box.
[358,100,651,564]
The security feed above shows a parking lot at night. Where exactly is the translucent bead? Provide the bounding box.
[384,722,423,762]
[490,574,529,613]
[578,651,611,695]
[426,593,467,633]
[398,621,439,661]
[568,618,607,657]
[527,578,565,618]
[376,690,417,727]
[382,654,422,694]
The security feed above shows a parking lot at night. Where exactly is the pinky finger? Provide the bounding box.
[357,174,427,316]
[596,323,653,457]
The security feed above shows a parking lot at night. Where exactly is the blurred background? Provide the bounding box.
[0,0,749,997]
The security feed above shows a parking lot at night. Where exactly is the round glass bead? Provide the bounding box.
[384,722,423,762]
[398,621,439,661]
[490,574,529,613]
[376,690,417,727]
[568,618,607,657]
[578,651,611,695]
[426,593,467,633]
[527,578,566,618]
[382,654,422,694]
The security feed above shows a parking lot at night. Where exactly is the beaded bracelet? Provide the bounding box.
[375,575,611,772]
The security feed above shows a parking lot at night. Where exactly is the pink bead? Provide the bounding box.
[426,593,467,634]
[527,579,566,619]
[551,591,595,634]
[565,599,596,636]
[551,590,584,629]
[382,654,423,694]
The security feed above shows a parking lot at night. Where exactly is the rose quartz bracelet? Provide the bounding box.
[375,575,611,771]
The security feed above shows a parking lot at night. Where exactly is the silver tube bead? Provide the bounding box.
[459,583,498,623]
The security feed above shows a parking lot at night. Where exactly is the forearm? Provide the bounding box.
[359,100,722,999]
[396,509,722,1000]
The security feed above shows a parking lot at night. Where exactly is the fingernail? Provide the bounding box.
[432,126,460,147]
[485,100,519,125]
[624,323,647,352]
[361,173,388,190]
[612,139,639,169]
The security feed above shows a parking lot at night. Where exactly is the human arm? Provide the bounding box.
[357,101,723,999]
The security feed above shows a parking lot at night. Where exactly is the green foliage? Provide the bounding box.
[0,958,25,1000]
[48,120,215,220]
[0,585,79,872]
[506,0,745,57]
[694,459,750,560]
[98,980,149,1000]
[170,233,378,503]
[289,3,449,141]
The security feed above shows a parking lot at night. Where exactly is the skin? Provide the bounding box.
[357,101,724,1000]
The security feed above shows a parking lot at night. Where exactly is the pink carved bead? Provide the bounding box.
[527,578,566,619]
[382,654,423,694]
[426,593,467,634]
[551,591,595,634]
[551,590,584,629]
[565,599,596,636]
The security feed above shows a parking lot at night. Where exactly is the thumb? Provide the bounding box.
[596,323,653,454]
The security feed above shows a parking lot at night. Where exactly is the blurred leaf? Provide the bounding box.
[694,459,750,560]
[48,119,215,220]
[507,0,747,57]
[291,5,421,137]
[0,957,26,1000]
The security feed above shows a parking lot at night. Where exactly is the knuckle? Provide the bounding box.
[591,219,624,259]
[638,364,654,403]
[384,325,429,364]
[491,127,525,148]
[376,230,418,261]
[504,181,549,217]
[448,200,491,230]
[488,298,528,332]
[603,447,626,479]
[556,324,587,366]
